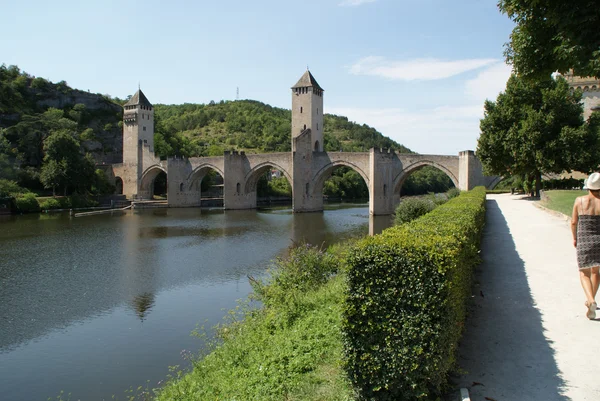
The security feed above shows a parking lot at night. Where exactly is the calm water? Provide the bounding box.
[0,204,391,401]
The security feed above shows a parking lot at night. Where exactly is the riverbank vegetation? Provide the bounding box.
[155,242,355,401]
[148,188,485,400]
[394,188,460,225]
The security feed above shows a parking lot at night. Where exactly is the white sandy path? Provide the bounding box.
[456,194,600,401]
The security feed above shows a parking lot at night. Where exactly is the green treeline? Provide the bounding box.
[152,100,410,158]
[1,64,454,202]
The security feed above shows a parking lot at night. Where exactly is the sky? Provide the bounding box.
[0,0,515,155]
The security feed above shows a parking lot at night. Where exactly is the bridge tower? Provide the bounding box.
[291,69,324,152]
[123,89,154,164]
[115,89,158,199]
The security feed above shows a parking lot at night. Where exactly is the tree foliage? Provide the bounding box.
[499,0,600,79]
[40,131,96,195]
[477,74,599,195]
[152,100,411,158]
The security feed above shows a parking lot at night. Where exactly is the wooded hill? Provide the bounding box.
[0,64,452,197]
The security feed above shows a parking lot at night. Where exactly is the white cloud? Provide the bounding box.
[349,56,498,81]
[328,106,482,155]
[331,61,513,154]
[465,62,513,104]
[338,0,376,6]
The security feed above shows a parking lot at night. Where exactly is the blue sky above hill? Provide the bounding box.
[0,0,515,154]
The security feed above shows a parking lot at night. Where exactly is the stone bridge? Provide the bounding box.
[112,131,497,215]
[109,71,500,215]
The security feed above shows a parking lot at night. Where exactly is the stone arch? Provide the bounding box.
[314,140,320,152]
[486,176,504,190]
[393,160,459,195]
[140,165,168,194]
[115,177,123,194]
[243,161,292,194]
[311,160,370,199]
[186,163,224,192]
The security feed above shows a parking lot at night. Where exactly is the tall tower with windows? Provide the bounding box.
[291,70,324,152]
[122,89,154,164]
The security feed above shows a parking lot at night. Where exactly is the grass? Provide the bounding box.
[540,189,585,216]
[153,243,355,401]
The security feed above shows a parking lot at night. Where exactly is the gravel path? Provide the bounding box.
[455,194,600,401]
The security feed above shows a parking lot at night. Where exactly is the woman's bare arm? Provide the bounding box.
[572,198,580,247]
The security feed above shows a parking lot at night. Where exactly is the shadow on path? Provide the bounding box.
[454,199,567,401]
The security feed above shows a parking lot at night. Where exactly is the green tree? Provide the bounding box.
[477,74,599,196]
[41,131,95,195]
[40,159,67,196]
[499,0,600,79]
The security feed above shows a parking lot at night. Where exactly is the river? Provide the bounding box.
[0,204,392,401]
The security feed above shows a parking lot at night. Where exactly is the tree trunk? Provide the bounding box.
[535,172,542,198]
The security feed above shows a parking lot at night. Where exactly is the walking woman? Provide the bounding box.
[572,172,600,319]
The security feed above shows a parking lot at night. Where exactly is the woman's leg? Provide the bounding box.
[581,268,597,319]
[591,266,599,300]
[580,268,596,304]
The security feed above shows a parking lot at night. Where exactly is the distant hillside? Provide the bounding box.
[152,100,410,157]
[0,65,123,166]
[0,64,452,196]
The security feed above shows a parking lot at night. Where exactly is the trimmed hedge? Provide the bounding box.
[343,187,487,400]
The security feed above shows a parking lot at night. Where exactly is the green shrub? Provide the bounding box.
[156,242,355,401]
[15,193,40,213]
[40,198,61,210]
[446,187,460,199]
[394,197,436,225]
[252,243,339,317]
[343,187,487,400]
[0,179,26,197]
[68,193,98,208]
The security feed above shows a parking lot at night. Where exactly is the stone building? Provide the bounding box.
[563,71,600,120]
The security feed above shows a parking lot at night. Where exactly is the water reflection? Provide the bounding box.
[0,205,390,401]
[132,292,155,321]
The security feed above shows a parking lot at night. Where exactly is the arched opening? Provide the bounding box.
[314,140,320,152]
[153,171,167,199]
[246,164,292,207]
[394,164,457,203]
[314,163,369,204]
[187,165,224,207]
[115,177,123,195]
[139,166,168,200]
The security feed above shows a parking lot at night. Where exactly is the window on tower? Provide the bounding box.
[300,107,303,113]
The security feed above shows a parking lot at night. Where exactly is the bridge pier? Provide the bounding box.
[458,150,486,190]
[223,151,256,210]
[292,130,323,213]
[167,158,201,207]
[369,148,396,215]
